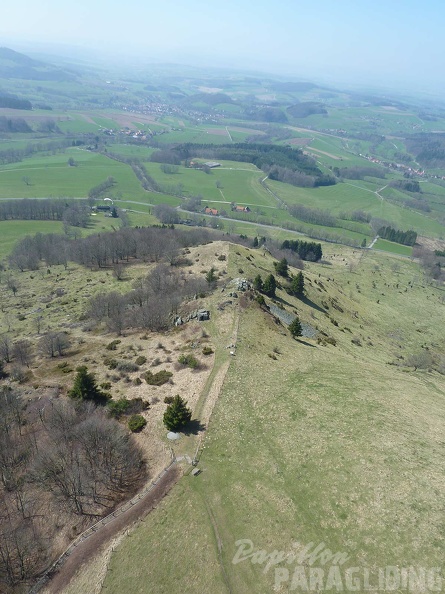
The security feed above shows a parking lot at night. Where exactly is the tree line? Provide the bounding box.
[9,225,214,271]
[377,226,417,246]
[172,142,335,187]
[281,239,323,261]
[0,95,32,110]
[288,204,337,227]
[0,138,73,165]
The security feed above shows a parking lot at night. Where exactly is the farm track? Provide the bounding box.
[33,464,180,594]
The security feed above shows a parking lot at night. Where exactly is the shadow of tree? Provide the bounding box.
[182,419,206,435]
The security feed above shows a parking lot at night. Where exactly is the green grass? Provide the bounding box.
[0,212,123,261]
[103,246,445,593]
[373,239,413,256]
[0,220,65,260]
[0,151,148,200]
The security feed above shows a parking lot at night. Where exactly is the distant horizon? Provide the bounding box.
[1,0,445,97]
[1,36,443,104]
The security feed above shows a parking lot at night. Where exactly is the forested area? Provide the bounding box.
[377,226,417,246]
[0,388,145,590]
[173,142,335,187]
[0,95,32,110]
[405,133,445,167]
[281,239,323,261]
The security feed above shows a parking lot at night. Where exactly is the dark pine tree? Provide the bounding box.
[163,395,192,431]
[289,317,303,338]
[291,271,305,296]
[263,274,277,297]
[68,366,109,404]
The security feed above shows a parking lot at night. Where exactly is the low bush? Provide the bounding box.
[144,369,173,386]
[116,361,139,373]
[202,346,214,355]
[135,356,147,366]
[178,354,200,369]
[106,339,121,351]
[128,414,147,432]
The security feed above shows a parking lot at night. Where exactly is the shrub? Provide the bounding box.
[100,381,112,390]
[104,357,118,370]
[144,369,173,386]
[178,354,200,369]
[108,398,130,418]
[128,414,147,432]
[202,346,214,355]
[116,361,139,373]
[135,356,147,366]
[133,377,142,386]
[164,396,174,404]
[106,339,121,351]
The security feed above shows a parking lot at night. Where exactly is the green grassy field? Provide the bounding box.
[102,245,445,594]
[373,238,413,256]
[0,150,148,200]
[0,212,123,260]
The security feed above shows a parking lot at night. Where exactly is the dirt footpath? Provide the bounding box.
[42,465,180,594]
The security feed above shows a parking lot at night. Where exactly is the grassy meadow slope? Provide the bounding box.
[98,244,445,594]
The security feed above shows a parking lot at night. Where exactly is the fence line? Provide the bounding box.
[28,458,177,594]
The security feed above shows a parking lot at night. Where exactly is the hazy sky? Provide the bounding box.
[2,0,444,92]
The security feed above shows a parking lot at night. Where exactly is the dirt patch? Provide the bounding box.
[416,235,445,252]
[205,128,229,136]
[287,137,312,146]
[306,147,343,160]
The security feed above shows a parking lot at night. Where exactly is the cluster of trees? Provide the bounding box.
[0,198,74,222]
[287,102,327,119]
[153,204,180,224]
[244,106,288,123]
[281,239,323,261]
[150,149,181,165]
[414,245,445,282]
[405,198,431,212]
[405,133,445,167]
[0,116,32,133]
[288,204,337,227]
[88,176,116,199]
[129,160,161,192]
[0,95,32,110]
[267,164,335,188]
[389,179,421,193]
[254,273,277,298]
[9,225,213,271]
[338,209,372,223]
[0,138,72,165]
[0,389,145,589]
[333,166,386,180]
[377,226,417,246]
[87,263,209,334]
[174,143,330,187]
